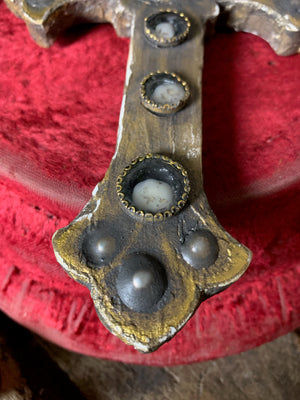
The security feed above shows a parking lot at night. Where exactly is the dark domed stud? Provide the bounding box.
[140,72,190,115]
[181,230,219,269]
[81,226,116,267]
[116,154,190,221]
[144,10,191,48]
[116,254,168,313]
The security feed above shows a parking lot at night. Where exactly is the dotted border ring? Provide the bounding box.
[140,71,190,115]
[116,154,190,222]
[144,9,191,48]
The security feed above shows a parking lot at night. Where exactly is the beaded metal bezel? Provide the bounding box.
[140,71,190,115]
[116,154,190,222]
[144,9,191,48]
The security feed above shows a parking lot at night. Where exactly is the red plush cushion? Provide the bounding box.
[0,4,299,365]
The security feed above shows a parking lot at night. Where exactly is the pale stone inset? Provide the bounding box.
[132,179,174,213]
[151,82,185,105]
[155,22,175,40]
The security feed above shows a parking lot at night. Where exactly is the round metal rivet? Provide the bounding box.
[81,227,116,267]
[181,230,219,269]
[132,270,153,289]
[144,10,191,48]
[116,254,168,313]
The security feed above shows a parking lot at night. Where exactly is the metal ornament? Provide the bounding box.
[5,0,299,352]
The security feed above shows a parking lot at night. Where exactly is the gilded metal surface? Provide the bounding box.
[53,176,251,352]
[51,0,252,352]
[4,0,300,54]
[6,0,298,351]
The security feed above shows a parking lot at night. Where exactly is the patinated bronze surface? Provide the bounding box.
[5,0,300,54]
[4,0,299,352]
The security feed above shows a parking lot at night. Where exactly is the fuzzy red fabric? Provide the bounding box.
[0,3,299,365]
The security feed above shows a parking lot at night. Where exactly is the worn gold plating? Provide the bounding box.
[144,9,191,48]
[116,154,190,221]
[140,72,190,115]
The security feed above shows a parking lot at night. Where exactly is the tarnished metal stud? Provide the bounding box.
[140,72,190,115]
[81,226,117,267]
[181,230,219,270]
[116,254,168,313]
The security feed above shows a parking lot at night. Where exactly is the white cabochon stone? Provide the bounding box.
[151,82,185,105]
[132,178,174,213]
[155,22,175,39]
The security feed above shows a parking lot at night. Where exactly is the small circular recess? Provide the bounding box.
[181,230,219,269]
[116,154,190,222]
[140,72,190,115]
[144,10,191,47]
[81,226,117,267]
[116,253,168,313]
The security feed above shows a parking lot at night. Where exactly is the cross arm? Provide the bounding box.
[218,0,300,55]
[4,0,300,55]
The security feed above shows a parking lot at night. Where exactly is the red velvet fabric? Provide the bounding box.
[0,3,299,365]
